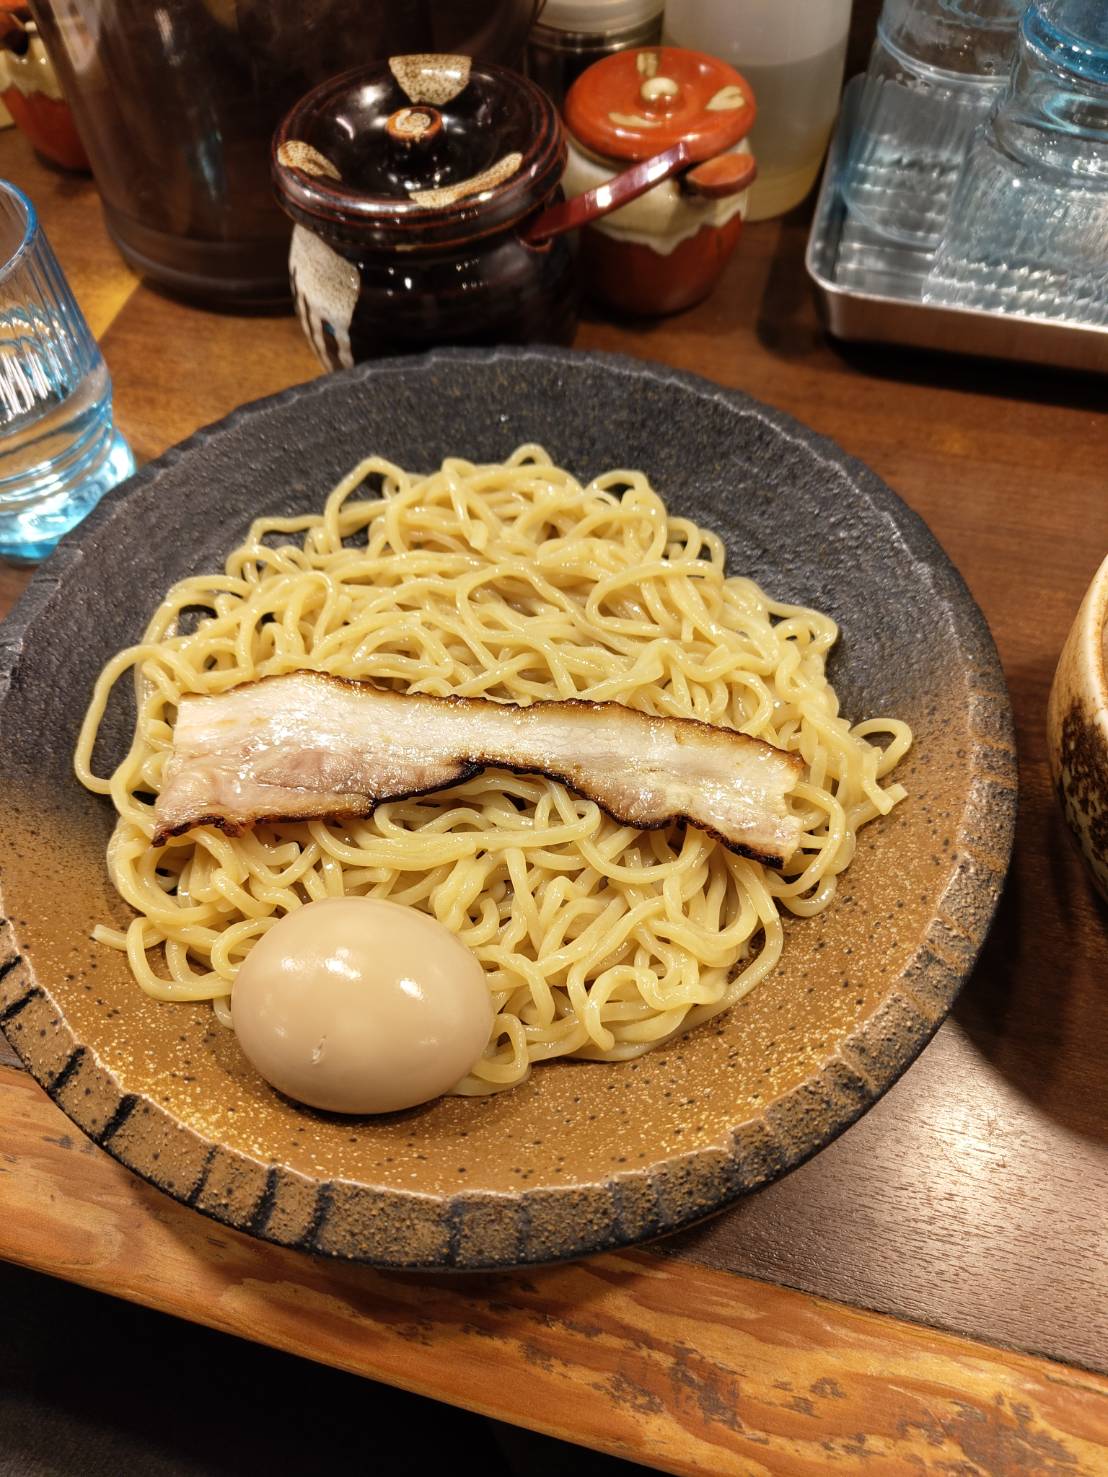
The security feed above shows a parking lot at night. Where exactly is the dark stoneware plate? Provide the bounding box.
[0,348,1016,1268]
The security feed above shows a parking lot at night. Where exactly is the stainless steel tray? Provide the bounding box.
[806,78,1108,376]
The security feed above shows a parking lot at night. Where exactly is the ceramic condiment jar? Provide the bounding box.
[273,55,580,367]
[0,10,87,172]
[563,47,758,315]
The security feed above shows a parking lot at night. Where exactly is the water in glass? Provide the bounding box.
[842,0,1025,248]
[0,180,133,561]
[926,0,1108,323]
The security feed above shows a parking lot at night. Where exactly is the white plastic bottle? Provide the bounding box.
[663,0,853,219]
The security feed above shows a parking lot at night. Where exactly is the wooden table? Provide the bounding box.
[3,128,1108,1476]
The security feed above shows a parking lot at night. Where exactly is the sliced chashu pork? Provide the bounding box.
[153,671,804,867]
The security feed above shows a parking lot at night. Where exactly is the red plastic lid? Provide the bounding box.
[564,46,756,164]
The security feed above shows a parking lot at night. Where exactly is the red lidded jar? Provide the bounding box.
[563,47,757,315]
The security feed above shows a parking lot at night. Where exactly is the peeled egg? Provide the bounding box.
[230,897,493,1114]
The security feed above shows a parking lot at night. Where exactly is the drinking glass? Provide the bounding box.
[842,0,1025,247]
[0,180,133,562]
[926,0,1108,323]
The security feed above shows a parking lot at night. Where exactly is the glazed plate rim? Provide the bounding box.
[0,346,1018,1269]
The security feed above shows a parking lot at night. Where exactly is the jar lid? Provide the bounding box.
[538,0,664,35]
[564,46,756,163]
[273,55,564,250]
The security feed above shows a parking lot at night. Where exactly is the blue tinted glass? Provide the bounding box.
[0,181,134,561]
[1024,1,1108,82]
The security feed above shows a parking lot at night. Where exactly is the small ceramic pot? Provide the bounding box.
[1047,553,1108,901]
[273,55,583,368]
[0,9,87,172]
[563,46,757,316]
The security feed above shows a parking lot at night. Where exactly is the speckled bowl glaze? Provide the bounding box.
[0,349,1017,1269]
[1048,553,1108,901]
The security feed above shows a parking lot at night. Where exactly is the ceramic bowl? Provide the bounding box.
[272,56,577,367]
[1048,553,1108,901]
[0,348,1016,1269]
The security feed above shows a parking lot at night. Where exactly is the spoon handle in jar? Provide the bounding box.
[522,140,694,246]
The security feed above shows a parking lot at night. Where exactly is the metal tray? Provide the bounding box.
[806,78,1108,376]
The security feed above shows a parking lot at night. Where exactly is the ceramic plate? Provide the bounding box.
[0,348,1016,1268]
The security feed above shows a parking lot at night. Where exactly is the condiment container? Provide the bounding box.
[0,9,87,172]
[273,55,581,366]
[664,0,852,221]
[563,47,757,315]
[527,0,664,109]
[274,53,727,365]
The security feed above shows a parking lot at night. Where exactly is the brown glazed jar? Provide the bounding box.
[0,11,88,171]
[273,55,577,368]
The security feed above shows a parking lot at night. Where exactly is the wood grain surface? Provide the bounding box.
[1,1063,1106,1477]
[2,85,1108,1470]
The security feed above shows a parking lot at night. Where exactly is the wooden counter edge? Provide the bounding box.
[0,1064,1104,1476]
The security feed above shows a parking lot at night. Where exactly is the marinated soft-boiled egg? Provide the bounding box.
[231,897,492,1113]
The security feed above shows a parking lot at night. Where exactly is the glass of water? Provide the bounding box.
[842,0,1025,248]
[0,180,134,562]
[926,0,1108,324]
